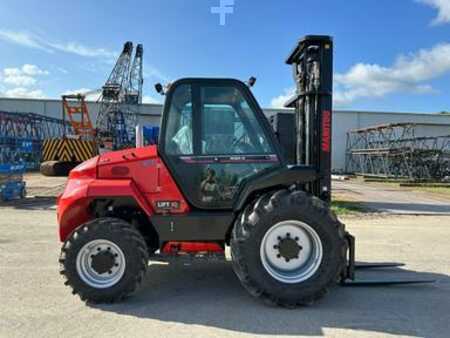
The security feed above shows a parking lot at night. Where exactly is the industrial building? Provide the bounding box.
[1,97,449,171]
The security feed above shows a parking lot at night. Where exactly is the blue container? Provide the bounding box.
[0,180,26,201]
[0,137,41,171]
[143,126,160,145]
[0,164,26,201]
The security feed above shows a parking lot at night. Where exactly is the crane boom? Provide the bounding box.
[126,44,144,105]
[103,41,133,99]
[96,41,135,151]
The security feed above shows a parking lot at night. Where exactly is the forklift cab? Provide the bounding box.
[158,78,283,209]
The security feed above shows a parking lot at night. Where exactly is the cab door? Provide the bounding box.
[159,79,281,210]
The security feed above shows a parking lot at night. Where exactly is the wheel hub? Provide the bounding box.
[260,220,323,284]
[276,234,303,262]
[76,239,126,289]
[90,250,117,275]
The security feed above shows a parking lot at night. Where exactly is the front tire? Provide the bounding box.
[59,217,148,303]
[231,190,347,307]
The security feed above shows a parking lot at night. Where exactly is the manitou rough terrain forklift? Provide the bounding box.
[58,36,431,306]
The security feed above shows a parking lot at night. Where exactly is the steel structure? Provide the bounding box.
[123,43,144,144]
[96,41,143,151]
[0,111,70,140]
[96,41,133,150]
[62,94,95,140]
[0,111,70,170]
[126,44,144,105]
[345,123,450,180]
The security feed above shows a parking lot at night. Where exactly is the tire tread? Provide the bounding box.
[59,217,148,303]
[231,190,347,307]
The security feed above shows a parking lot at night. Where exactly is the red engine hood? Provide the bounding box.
[98,145,158,167]
[96,145,160,194]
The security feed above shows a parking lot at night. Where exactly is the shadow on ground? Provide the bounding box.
[93,261,449,337]
[0,197,56,210]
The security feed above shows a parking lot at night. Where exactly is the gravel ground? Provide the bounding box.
[0,199,449,338]
[22,173,67,198]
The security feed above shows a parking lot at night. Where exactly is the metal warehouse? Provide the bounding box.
[0,97,449,171]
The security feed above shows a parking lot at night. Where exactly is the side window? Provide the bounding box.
[200,86,274,155]
[164,84,193,155]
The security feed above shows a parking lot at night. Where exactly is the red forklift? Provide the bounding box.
[57,36,432,306]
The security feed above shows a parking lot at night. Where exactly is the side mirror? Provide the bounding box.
[247,77,256,87]
[154,83,165,95]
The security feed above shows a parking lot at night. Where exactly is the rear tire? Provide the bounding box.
[230,189,347,307]
[59,217,148,303]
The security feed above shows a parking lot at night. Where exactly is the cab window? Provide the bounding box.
[200,86,274,155]
[164,84,193,155]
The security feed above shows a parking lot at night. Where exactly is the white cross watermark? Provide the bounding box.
[211,0,234,26]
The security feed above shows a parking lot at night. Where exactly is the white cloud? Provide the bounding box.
[418,0,450,25]
[0,64,49,98]
[0,29,116,59]
[47,42,116,59]
[3,73,36,87]
[21,64,49,76]
[1,87,46,98]
[270,87,296,108]
[2,64,48,87]
[334,42,450,106]
[0,29,53,52]
[271,43,450,107]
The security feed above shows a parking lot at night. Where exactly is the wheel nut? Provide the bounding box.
[273,245,278,249]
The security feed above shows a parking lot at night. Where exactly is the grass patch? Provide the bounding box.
[412,186,450,197]
[331,200,367,215]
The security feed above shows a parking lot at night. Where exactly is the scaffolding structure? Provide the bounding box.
[0,111,70,170]
[345,123,450,180]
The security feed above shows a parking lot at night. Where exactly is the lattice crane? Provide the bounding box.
[123,44,144,144]
[96,41,134,151]
[126,44,144,105]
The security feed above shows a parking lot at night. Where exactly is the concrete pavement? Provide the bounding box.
[1,199,449,338]
[333,180,450,215]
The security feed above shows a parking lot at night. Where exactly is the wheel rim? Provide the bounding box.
[260,220,323,284]
[76,239,126,289]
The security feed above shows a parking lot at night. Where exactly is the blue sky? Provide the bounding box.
[0,0,449,113]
